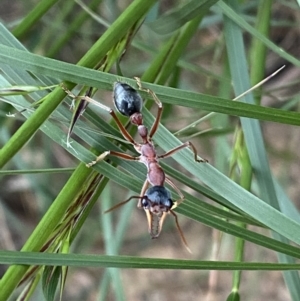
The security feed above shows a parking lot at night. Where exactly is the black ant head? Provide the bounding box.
[141,186,174,239]
[113,82,143,117]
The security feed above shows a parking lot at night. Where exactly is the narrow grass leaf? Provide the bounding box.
[2,251,300,271]
[148,0,219,34]
[42,266,61,301]
[1,44,300,126]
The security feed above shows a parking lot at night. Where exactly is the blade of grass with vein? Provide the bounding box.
[148,0,219,34]
[2,251,300,271]
[0,168,75,175]
[1,44,300,126]
[101,186,125,301]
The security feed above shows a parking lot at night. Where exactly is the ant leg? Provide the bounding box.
[109,110,138,146]
[169,210,191,253]
[138,180,161,237]
[61,85,138,146]
[134,77,163,138]
[86,150,139,168]
[158,141,208,163]
[165,177,184,207]
[104,179,149,213]
[104,195,141,214]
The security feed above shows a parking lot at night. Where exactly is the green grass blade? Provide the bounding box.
[148,0,219,34]
[1,44,300,126]
[101,187,125,301]
[2,251,300,271]
[12,0,61,38]
[249,0,273,92]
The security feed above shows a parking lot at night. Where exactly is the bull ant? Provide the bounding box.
[62,78,207,252]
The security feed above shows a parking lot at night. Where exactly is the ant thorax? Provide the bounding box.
[147,162,165,186]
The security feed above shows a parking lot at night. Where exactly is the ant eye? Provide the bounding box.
[142,198,149,208]
[166,199,173,208]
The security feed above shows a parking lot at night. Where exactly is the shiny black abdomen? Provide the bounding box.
[113,82,143,116]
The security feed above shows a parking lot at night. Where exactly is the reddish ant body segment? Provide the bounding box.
[62,78,207,251]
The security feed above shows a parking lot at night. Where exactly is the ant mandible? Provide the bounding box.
[63,78,207,252]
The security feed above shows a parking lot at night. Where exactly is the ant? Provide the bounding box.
[62,78,207,252]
